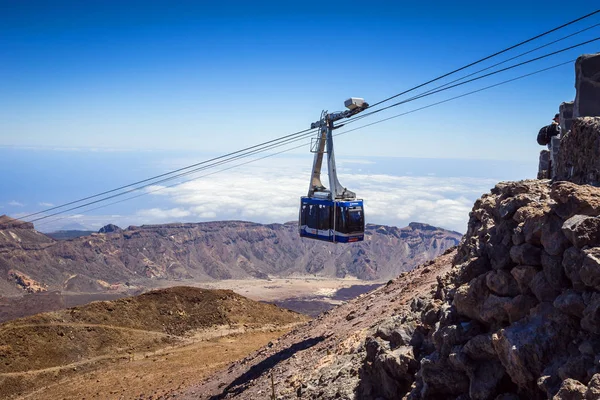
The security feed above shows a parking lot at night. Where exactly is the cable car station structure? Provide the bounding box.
[299,98,369,243]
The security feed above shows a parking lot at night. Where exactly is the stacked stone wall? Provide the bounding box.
[538,54,599,182]
[555,117,600,185]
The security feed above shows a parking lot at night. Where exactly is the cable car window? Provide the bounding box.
[347,207,364,232]
[335,205,347,233]
[318,205,332,230]
[307,204,318,229]
[301,204,308,226]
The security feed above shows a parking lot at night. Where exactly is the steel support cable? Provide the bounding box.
[33,60,573,229]
[367,8,600,109]
[34,136,317,229]
[335,60,574,138]
[25,128,319,225]
[18,126,318,221]
[411,22,600,97]
[344,37,600,123]
[343,22,600,126]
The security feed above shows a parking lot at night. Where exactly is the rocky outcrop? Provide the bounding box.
[0,220,460,293]
[98,224,122,234]
[0,215,55,255]
[555,117,600,185]
[363,180,600,399]
[540,53,599,182]
[0,215,33,230]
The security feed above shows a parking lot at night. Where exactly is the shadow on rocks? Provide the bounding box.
[209,336,326,400]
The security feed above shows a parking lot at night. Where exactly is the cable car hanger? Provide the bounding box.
[299,98,369,243]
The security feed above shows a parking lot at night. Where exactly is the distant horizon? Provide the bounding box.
[1,148,522,234]
[24,218,464,235]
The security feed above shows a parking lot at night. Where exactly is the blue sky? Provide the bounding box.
[1,1,599,232]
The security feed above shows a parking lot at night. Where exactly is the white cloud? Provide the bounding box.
[133,158,494,233]
[38,202,54,207]
[8,200,24,207]
[344,173,494,232]
[136,207,192,221]
[31,157,498,234]
[338,158,376,165]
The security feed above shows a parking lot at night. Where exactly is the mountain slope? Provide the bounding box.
[0,218,461,293]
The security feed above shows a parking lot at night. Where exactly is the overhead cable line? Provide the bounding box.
[18,126,318,221]
[335,60,575,138]
[35,141,315,229]
[343,22,600,126]
[344,37,599,123]
[367,8,600,109]
[414,22,600,97]
[33,59,573,230]
[25,128,319,224]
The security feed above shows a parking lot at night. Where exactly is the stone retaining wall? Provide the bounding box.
[555,117,600,185]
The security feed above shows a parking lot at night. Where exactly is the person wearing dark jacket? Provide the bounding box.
[537,114,561,180]
[547,113,561,149]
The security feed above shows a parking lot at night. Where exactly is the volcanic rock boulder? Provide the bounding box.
[98,224,123,234]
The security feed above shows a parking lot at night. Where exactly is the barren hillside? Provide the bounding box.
[0,286,308,399]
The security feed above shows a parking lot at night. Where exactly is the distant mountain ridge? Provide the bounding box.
[0,215,461,295]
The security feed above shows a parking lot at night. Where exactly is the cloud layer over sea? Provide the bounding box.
[1,148,536,233]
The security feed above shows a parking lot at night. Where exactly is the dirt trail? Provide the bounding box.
[2,322,177,337]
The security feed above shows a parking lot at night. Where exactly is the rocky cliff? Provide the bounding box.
[0,218,460,294]
[186,179,600,400]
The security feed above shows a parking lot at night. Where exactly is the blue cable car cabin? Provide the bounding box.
[299,197,364,243]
